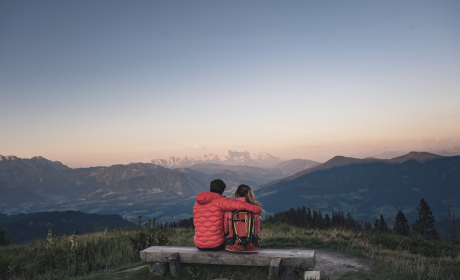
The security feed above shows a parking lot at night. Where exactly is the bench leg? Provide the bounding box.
[304,271,321,280]
[169,252,181,277]
[269,257,282,279]
[149,262,168,276]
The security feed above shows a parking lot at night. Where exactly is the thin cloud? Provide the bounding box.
[435,137,446,142]
[372,141,377,146]
[415,138,422,143]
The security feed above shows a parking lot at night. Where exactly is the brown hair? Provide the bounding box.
[234,184,260,206]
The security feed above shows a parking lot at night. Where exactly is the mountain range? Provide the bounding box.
[0,152,302,221]
[354,146,460,160]
[150,149,282,168]
[2,151,458,227]
[255,152,460,223]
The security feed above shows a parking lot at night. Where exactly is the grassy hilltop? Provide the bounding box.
[1,222,459,280]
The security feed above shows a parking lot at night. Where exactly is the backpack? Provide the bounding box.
[225,210,259,249]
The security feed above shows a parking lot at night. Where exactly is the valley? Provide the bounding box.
[1,151,459,228]
[0,152,296,222]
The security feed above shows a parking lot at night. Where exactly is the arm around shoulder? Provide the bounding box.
[254,213,261,234]
[218,197,261,214]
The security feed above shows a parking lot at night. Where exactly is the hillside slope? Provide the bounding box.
[255,152,460,222]
[0,211,136,244]
[0,156,207,218]
[272,159,322,175]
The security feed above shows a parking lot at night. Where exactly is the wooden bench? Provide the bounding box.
[140,246,319,279]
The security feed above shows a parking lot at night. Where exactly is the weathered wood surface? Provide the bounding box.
[169,253,181,277]
[140,246,315,268]
[269,257,282,278]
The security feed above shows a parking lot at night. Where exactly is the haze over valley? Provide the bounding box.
[0,150,315,220]
[1,149,459,231]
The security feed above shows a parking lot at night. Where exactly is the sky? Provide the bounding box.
[1,0,459,168]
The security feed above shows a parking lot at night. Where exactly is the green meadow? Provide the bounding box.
[1,224,459,280]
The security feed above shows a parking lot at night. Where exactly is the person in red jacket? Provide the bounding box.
[193,179,262,251]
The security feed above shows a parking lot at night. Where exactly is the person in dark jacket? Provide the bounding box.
[193,179,262,251]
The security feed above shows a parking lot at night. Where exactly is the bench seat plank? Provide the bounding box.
[140,246,315,268]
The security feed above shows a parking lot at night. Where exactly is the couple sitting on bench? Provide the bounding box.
[193,179,262,252]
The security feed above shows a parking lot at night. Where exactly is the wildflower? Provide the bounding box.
[7,260,16,275]
[46,229,53,249]
[71,231,79,251]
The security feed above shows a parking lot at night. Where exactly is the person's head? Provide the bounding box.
[210,179,226,195]
[235,184,260,206]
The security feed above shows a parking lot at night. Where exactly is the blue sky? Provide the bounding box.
[1,0,459,167]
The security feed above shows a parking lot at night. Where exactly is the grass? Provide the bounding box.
[69,265,271,280]
[259,223,460,280]
[1,224,459,279]
[0,228,143,280]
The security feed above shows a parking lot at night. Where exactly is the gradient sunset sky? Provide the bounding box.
[1,0,459,168]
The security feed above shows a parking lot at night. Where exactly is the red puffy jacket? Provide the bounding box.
[193,192,262,248]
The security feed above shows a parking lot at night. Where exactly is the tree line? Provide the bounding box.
[263,198,460,242]
[172,198,459,244]
[2,198,458,247]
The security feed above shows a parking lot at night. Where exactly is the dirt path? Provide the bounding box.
[305,248,376,279]
[117,265,148,273]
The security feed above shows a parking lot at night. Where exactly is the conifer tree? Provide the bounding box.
[393,210,410,236]
[312,210,319,229]
[0,226,10,246]
[325,214,331,229]
[318,210,323,229]
[301,206,307,228]
[374,214,390,233]
[412,198,440,240]
[346,212,354,228]
[364,222,373,232]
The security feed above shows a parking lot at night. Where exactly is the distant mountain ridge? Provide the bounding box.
[254,152,460,223]
[357,147,460,160]
[0,155,70,186]
[0,157,208,214]
[0,153,290,219]
[4,151,457,227]
[272,159,321,175]
[255,152,444,190]
[150,149,282,168]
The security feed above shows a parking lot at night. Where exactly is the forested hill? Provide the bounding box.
[255,152,460,223]
[0,211,136,245]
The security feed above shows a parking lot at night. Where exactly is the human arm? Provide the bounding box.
[217,197,262,214]
[254,214,260,235]
[223,212,231,235]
